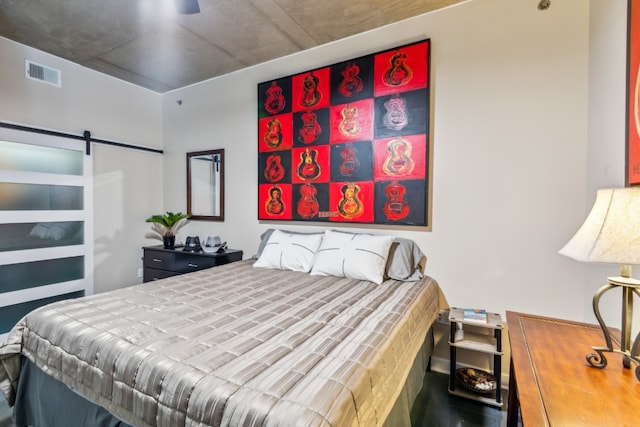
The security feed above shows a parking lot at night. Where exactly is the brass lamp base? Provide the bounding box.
[587,276,640,380]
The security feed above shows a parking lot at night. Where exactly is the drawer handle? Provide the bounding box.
[152,258,163,263]
[188,263,199,268]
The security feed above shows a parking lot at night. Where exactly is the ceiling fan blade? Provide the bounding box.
[174,0,200,14]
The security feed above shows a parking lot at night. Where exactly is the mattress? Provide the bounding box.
[1,260,442,427]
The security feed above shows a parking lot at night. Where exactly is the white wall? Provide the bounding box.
[161,0,619,326]
[0,37,164,294]
[585,1,630,331]
[0,0,629,331]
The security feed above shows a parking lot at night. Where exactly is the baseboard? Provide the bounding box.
[429,355,449,375]
[430,355,509,391]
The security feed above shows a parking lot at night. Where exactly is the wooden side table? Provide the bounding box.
[506,311,640,426]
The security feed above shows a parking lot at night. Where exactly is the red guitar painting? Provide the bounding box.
[297,184,320,219]
[258,39,430,226]
[383,137,415,176]
[337,183,363,219]
[338,62,364,98]
[296,148,321,181]
[265,185,286,215]
[382,181,409,220]
[339,144,360,177]
[264,154,285,182]
[264,118,283,148]
[264,81,286,114]
[299,110,322,144]
[383,50,413,87]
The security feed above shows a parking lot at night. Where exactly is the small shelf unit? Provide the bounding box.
[448,307,503,407]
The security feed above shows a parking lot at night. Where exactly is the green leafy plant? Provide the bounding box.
[145,211,190,237]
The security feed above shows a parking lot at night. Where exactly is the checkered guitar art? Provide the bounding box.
[258,39,430,226]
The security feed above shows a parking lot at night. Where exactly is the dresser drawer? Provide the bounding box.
[174,254,217,272]
[143,267,180,282]
[143,249,176,271]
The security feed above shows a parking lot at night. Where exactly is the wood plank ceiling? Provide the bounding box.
[0,0,467,93]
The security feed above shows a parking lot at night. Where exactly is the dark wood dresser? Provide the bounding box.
[506,311,640,426]
[143,245,243,282]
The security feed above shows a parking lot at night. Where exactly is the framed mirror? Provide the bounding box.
[187,149,224,221]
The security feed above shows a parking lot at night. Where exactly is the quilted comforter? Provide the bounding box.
[0,260,441,427]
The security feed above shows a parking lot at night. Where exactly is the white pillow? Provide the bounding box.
[253,229,323,272]
[310,230,394,284]
[29,223,50,239]
[29,222,78,240]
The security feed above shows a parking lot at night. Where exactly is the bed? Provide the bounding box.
[0,230,444,427]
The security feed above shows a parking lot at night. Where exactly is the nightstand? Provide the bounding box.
[142,245,243,282]
[448,307,503,407]
[506,311,640,426]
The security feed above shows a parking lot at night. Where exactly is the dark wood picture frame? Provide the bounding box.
[257,39,431,226]
[187,149,225,221]
[627,0,640,185]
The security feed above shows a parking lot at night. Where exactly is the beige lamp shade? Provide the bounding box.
[560,187,640,379]
[559,188,640,265]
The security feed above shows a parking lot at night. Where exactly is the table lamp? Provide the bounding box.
[559,187,640,380]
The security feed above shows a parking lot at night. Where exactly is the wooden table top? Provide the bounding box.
[506,311,640,426]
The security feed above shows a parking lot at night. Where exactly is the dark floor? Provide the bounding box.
[0,398,13,427]
[411,371,511,427]
[0,371,511,427]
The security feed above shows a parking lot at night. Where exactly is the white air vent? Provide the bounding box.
[25,60,61,87]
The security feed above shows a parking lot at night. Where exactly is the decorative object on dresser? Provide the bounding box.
[145,211,190,249]
[559,187,640,379]
[448,307,503,407]
[506,311,640,427]
[183,236,202,252]
[202,235,227,253]
[142,245,242,282]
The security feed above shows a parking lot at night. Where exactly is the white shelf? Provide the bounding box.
[449,331,502,354]
[448,306,503,406]
[448,385,503,408]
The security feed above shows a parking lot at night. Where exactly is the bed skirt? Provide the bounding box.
[11,328,434,427]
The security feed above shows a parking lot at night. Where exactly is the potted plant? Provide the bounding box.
[145,211,190,249]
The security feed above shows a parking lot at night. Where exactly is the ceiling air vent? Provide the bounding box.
[25,60,61,87]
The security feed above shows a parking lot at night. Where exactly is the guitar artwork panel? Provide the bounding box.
[257,40,431,226]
